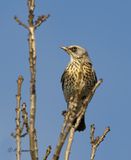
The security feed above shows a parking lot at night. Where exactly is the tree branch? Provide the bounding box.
[90,124,110,160]
[52,79,103,160]
[15,75,24,160]
[27,1,38,159]
[64,127,75,160]
[27,1,49,160]
[35,15,50,29]
[43,145,52,160]
[14,1,49,159]
[21,103,29,134]
[14,16,29,30]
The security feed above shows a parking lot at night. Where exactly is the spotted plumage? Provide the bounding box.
[61,45,97,131]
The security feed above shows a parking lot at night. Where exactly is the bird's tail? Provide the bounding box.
[75,115,86,132]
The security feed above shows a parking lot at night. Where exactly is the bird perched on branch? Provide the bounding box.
[61,45,97,131]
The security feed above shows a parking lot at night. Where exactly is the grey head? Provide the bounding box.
[61,45,91,63]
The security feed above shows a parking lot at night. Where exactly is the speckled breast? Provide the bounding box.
[61,60,97,103]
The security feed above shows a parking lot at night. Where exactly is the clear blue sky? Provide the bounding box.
[0,0,131,160]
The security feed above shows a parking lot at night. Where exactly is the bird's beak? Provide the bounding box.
[61,46,68,51]
[61,46,71,55]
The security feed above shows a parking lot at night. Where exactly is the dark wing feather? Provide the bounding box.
[61,70,66,91]
[92,68,97,83]
[83,61,97,85]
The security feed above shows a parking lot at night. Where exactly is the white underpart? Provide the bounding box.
[70,56,74,62]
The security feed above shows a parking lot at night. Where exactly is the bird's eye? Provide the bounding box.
[70,47,77,52]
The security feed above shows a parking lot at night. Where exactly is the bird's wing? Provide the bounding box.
[84,61,97,83]
[92,67,97,83]
[61,70,66,91]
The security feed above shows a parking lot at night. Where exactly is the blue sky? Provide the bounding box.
[0,0,131,160]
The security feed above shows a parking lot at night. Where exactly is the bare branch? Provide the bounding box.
[21,132,28,138]
[35,14,50,29]
[14,16,29,30]
[14,1,49,159]
[27,0,35,12]
[15,75,24,160]
[43,145,52,160]
[21,103,29,133]
[25,0,39,159]
[90,124,110,160]
[64,127,75,160]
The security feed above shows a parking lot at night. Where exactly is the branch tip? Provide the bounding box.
[17,75,24,85]
[90,124,110,160]
[35,14,50,29]
[14,16,29,30]
[43,145,52,160]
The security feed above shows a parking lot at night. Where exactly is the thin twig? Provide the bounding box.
[90,124,110,160]
[15,75,24,160]
[76,79,103,128]
[43,145,52,160]
[14,16,29,30]
[21,103,29,133]
[35,14,50,29]
[27,0,35,12]
[64,127,75,160]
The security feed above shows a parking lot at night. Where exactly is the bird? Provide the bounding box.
[61,45,97,132]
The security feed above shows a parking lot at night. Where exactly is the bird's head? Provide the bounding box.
[61,45,91,63]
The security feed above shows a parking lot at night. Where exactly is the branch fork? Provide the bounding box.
[52,79,103,160]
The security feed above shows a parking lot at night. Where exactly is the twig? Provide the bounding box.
[21,103,29,133]
[27,0,35,12]
[15,1,49,160]
[52,79,103,160]
[21,132,28,138]
[27,1,38,159]
[64,127,75,160]
[76,79,103,128]
[43,145,52,160]
[35,15,50,29]
[90,124,110,160]
[15,75,24,160]
[14,16,29,30]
